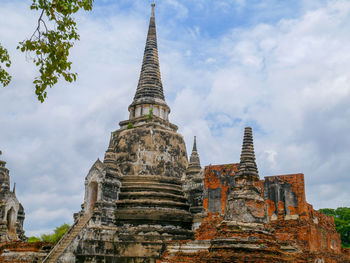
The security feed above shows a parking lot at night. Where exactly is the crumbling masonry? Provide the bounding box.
[0,3,349,263]
[0,151,25,243]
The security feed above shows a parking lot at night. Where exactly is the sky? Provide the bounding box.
[0,0,350,236]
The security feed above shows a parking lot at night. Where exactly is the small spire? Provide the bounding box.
[104,133,116,164]
[236,127,259,180]
[107,133,114,151]
[192,136,197,152]
[13,182,16,194]
[188,136,201,169]
[224,126,267,223]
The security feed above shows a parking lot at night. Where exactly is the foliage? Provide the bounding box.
[127,122,134,129]
[27,236,41,243]
[0,0,94,102]
[27,223,70,243]
[0,44,12,87]
[319,207,350,248]
[147,108,153,121]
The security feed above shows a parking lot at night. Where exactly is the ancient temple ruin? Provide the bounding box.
[40,4,350,263]
[0,3,349,263]
[42,3,192,262]
[0,151,25,242]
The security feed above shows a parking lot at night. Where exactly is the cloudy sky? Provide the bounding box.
[1,0,350,236]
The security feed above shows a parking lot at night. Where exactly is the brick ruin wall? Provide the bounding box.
[1,163,349,262]
[0,241,52,263]
[262,174,343,255]
[202,164,238,214]
[198,164,350,262]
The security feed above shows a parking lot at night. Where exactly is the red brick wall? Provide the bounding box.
[262,173,308,220]
[262,174,342,255]
[203,164,344,257]
[0,241,51,263]
[203,164,238,214]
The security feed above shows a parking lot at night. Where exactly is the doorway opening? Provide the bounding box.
[7,207,16,232]
[87,182,98,213]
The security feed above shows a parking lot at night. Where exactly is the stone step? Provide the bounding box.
[42,213,92,263]
[121,180,183,190]
[116,198,190,210]
[122,175,182,185]
[118,191,187,202]
[117,233,193,242]
[115,207,193,224]
[120,185,183,195]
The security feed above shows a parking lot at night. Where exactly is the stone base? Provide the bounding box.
[113,222,193,260]
[0,241,51,263]
[224,185,268,224]
[209,220,286,262]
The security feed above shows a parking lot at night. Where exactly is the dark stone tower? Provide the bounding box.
[224,126,268,223]
[184,137,205,230]
[43,4,192,263]
[112,4,193,260]
[127,2,170,123]
[210,127,282,262]
[188,136,201,170]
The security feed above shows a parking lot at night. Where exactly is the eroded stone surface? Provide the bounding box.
[0,241,51,263]
[1,3,349,263]
[0,151,25,242]
[160,128,349,263]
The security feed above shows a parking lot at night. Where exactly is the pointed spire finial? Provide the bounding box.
[151,2,155,17]
[192,136,197,152]
[132,2,164,102]
[188,136,201,169]
[128,2,171,122]
[224,127,267,223]
[237,127,259,180]
[13,182,16,194]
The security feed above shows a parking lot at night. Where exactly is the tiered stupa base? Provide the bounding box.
[210,221,286,262]
[114,174,193,262]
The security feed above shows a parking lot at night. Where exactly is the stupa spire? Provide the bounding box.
[236,126,259,181]
[192,136,197,152]
[134,2,164,102]
[104,133,116,166]
[188,136,201,169]
[224,127,267,223]
[151,2,155,17]
[128,3,170,121]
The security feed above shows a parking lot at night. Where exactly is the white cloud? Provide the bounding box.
[169,0,350,209]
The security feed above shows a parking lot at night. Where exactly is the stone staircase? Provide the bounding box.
[42,212,92,263]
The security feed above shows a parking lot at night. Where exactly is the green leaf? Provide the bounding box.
[0,43,12,87]
[17,0,94,101]
[320,207,350,248]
